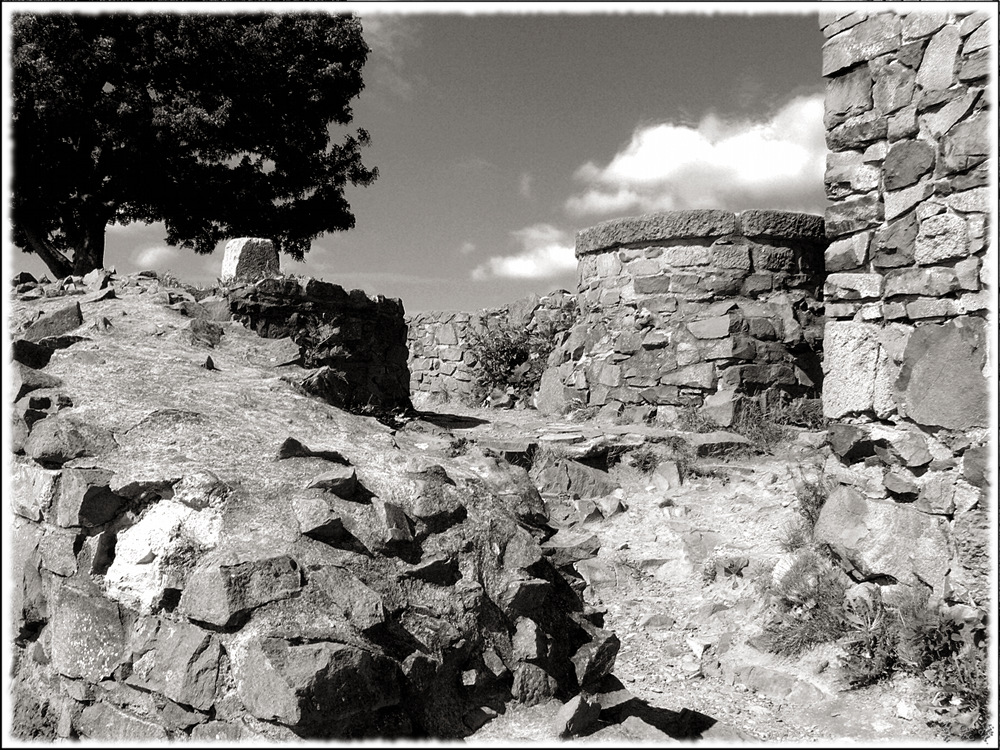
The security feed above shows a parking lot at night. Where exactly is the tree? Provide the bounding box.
[12,12,378,278]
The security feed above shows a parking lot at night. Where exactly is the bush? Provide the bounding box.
[467,321,554,406]
[626,446,660,474]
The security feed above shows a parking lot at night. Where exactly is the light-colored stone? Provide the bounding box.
[871,60,915,115]
[11,460,60,521]
[822,14,901,76]
[825,233,869,272]
[884,181,931,221]
[823,321,887,419]
[220,237,279,283]
[884,267,959,298]
[825,273,884,301]
[916,25,960,90]
[915,213,968,265]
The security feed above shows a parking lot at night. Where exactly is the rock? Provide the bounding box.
[77,703,168,741]
[11,362,63,402]
[962,446,988,488]
[511,662,559,706]
[884,267,958,298]
[232,638,401,728]
[180,553,303,627]
[23,413,117,467]
[53,467,125,528]
[588,715,673,742]
[915,213,967,265]
[822,321,894,419]
[291,491,348,543]
[305,466,358,498]
[497,575,551,618]
[513,617,547,662]
[172,469,230,509]
[572,622,620,689]
[189,318,224,348]
[576,210,737,256]
[685,431,752,456]
[220,237,279,283]
[11,339,55,369]
[916,24,960,90]
[127,620,221,710]
[400,555,459,585]
[530,456,619,500]
[21,302,83,342]
[11,518,46,639]
[883,139,935,190]
[542,528,600,569]
[815,486,951,593]
[894,319,988,430]
[821,13,900,76]
[104,499,221,613]
[50,586,126,681]
[553,693,602,737]
[276,437,349,463]
[11,460,61,521]
[534,368,572,415]
[373,498,414,548]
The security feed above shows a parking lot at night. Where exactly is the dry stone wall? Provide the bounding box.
[537,210,827,425]
[816,9,992,605]
[407,291,577,406]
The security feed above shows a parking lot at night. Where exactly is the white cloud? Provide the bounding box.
[519,172,534,200]
[360,15,422,102]
[565,93,827,218]
[134,245,181,268]
[471,224,576,281]
[459,241,477,256]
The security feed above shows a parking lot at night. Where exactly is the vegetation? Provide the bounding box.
[13,12,376,278]
[467,320,554,406]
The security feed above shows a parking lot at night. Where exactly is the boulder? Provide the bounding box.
[23,413,117,467]
[127,620,221,710]
[11,339,55,369]
[21,302,83,342]
[50,586,126,682]
[530,457,619,500]
[572,621,620,689]
[53,467,125,528]
[305,466,358,498]
[77,703,168,741]
[553,693,602,737]
[11,362,63,402]
[11,460,61,521]
[814,486,951,593]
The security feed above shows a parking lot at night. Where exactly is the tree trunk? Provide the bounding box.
[20,224,74,279]
[71,215,108,276]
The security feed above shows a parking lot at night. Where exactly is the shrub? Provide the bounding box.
[676,405,718,433]
[730,398,789,455]
[626,446,660,475]
[467,321,553,406]
[791,465,830,530]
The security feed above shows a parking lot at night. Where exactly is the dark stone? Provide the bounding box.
[575,210,737,256]
[12,362,63,402]
[11,339,54,369]
[883,140,935,190]
[23,413,117,467]
[962,446,988,488]
[895,318,988,430]
[572,621,621,689]
[189,319,223,348]
[180,554,303,627]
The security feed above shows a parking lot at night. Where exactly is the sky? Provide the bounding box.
[5,3,835,313]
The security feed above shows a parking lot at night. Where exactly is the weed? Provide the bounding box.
[777,519,813,553]
[768,398,828,430]
[730,398,789,455]
[626,446,660,475]
[758,549,849,656]
[445,436,469,458]
[676,405,718,433]
[566,398,600,422]
[791,465,830,529]
[839,590,898,688]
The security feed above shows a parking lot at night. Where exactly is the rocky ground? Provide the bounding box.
[6,270,984,745]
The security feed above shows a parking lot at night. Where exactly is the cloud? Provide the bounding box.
[519,172,534,200]
[565,93,827,218]
[360,15,422,102]
[459,241,477,256]
[471,224,576,281]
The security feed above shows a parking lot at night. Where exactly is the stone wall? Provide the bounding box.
[816,9,992,605]
[228,277,413,412]
[536,210,827,425]
[407,291,577,407]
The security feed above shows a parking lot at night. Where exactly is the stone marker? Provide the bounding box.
[220,237,279,283]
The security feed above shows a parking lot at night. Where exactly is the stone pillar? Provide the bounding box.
[818,9,991,604]
[220,238,280,283]
[539,209,828,423]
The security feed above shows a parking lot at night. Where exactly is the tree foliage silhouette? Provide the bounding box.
[13,12,377,278]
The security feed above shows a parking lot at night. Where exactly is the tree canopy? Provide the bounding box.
[12,12,378,278]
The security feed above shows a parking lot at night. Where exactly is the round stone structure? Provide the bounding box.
[537,209,829,425]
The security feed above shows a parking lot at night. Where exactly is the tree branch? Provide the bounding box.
[21,224,74,279]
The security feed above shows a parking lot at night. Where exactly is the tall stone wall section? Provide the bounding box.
[407,291,577,406]
[536,210,827,425]
[816,9,992,606]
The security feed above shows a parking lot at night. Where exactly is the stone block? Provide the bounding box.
[945,187,989,214]
[711,243,752,270]
[824,273,884,301]
[825,233,869,272]
[822,13,901,76]
[633,274,672,295]
[923,89,980,138]
[54,467,124,528]
[128,620,221,710]
[687,315,733,339]
[916,25,960,90]
[826,111,888,151]
[825,64,873,127]
[659,362,715,390]
[50,586,126,681]
[884,267,959,298]
[77,703,168,741]
[915,213,968,265]
[180,553,303,627]
[887,104,918,141]
[661,245,712,266]
[871,60,916,115]
[941,112,989,174]
[822,321,893,419]
[884,181,931,221]
[575,210,736,256]
[825,193,882,236]
[220,238,279,283]
[883,139,935,190]
[11,460,61,521]
[894,318,988,430]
